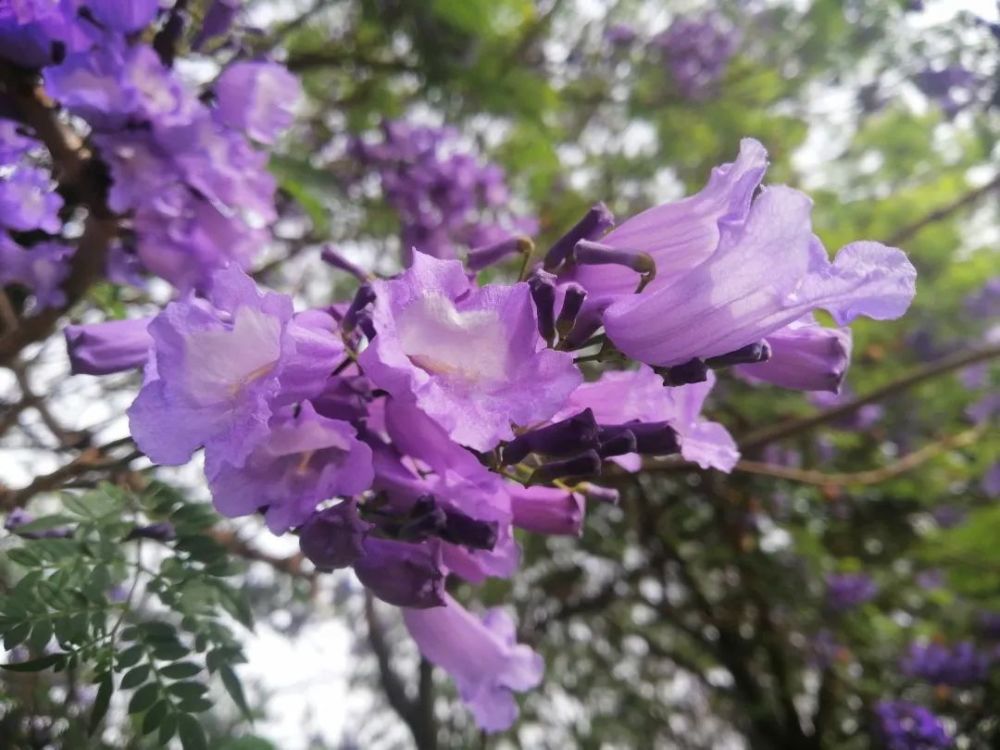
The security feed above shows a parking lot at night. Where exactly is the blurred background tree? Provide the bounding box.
[1,0,997,748]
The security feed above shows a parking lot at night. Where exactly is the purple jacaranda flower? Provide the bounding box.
[126,522,176,542]
[507,484,584,536]
[299,500,373,571]
[403,594,543,732]
[0,0,91,67]
[825,572,878,611]
[350,120,536,265]
[914,65,979,117]
[214,61,301,144]
[85,0,159,32]
[4,508,73,539]
[930,505,966,529]
[360,252,581,451]
[650,13,741,100]
[965,276,1000,319]
[983,463,1000,498]
[380,398,521,582]
[208,401,373,533]
[0,164,63,233]
[916,569,944,590]
[128,267,340,472]
[874,701,951,750]
[902,641,992,687]
[355,537,446,608]
[555,366,738,472]
[64,316,153,375]
[605,23,638,47]
[737,314,852,392]
[193,0,241,49]
[0,119,36,164]
[977,612,1000,640]
[0,236,74,310]
[568,139,767,308]
[601,182,916,368]
[43,44,138,130]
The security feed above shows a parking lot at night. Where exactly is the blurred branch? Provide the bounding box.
[0,63,118,368]
[734,426,983,486]
[364,593,437,750]
[209,528,314,580]
[0,436,140,511]
[738,344,1000,451]
[886,172,1000,247]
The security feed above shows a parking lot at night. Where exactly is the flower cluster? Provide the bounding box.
[901,641,993,687]
[0,114,71,311]
[874,700,952,750]
[67,135,916,730]
[914,65,980,118]
[826,572,878,611]
[350,120,537,266]
[650,13,742,100]
[0,1,299,295]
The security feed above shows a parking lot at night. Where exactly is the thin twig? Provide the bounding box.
[734,427,983,486]
[738,344,1000,451]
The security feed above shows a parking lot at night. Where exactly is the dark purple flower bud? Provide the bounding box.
[321,245,369,281]
[86,0,159,32]
[555,283,587,339]
[398,495,449,540]
[656,358,709,386]
[580,483,620,504]
[600,422,679,456]
[597,429,637,458]
[528,271,556,345]
[440,510,498,550]
[65,317,153,375]
[502,409,599,465]
[466,236,532,272]
[528,450,602,485]
[543,203,614,269]
[299,501,373,571]
[705,340,771,368]
[509,485,584,536]
[342,283,376,332]
[193,0,241,49]
[561,305,606,350]
[354,537,446,608]
[126,522,176,542]
[354,309,377,340]
[4,509,73,539]
[573,240,656,279]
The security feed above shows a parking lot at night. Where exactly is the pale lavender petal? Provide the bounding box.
[738,314,852,392]
[403,594,543,732]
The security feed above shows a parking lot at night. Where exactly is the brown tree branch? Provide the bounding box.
[734,427,983,486]
[886,173,1000,247]
[738,344,1000,451]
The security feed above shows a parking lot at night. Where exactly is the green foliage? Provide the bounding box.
[0,482,255,748]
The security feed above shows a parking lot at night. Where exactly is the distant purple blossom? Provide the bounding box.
[901,641,992,687]
[914,65,980,117]
[350,120,536,265]
[874,700,951,750]
[650,13,741,99]
[826,572,878,610]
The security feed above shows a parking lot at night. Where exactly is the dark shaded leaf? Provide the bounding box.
[88,673,113,735]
